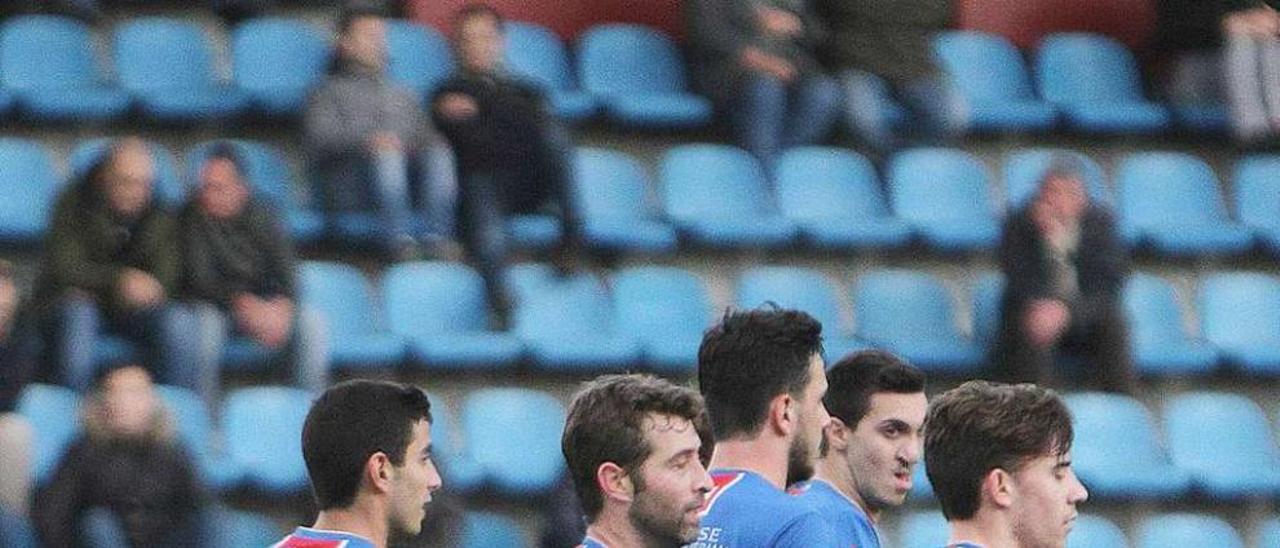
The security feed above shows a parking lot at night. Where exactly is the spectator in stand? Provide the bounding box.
[32,138,199,396]
[1157,0,1280,143]
[432,3,581,326]
[178,144,328,407]
[686,0,843,170]
[0,262,36,519]
[33,365,209,548]
[815,0,954,154]
[305,3,455,260]
[993,159,1136,394]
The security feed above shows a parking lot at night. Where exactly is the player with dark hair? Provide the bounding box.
[691,306,836,546]
[790,350,927,547]
[562,374,713,547]
[924,381,1088,548]
[273,379,442,548]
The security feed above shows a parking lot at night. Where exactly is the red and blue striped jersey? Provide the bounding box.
[271,527,377,548]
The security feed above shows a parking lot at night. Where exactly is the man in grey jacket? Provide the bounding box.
[305,4,454,259]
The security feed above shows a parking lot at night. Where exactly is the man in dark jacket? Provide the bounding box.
[993,160,1136,393]
[33,138,197,394]
[432,4,580,324]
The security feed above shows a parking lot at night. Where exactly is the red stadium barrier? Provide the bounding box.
[957,0,1157,51]
[407,0,684,41]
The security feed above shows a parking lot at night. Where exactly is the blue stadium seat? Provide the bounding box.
[660,144,798,248]
[462,388,566,496]
[386,20,454,105]
[460,511,528,548]
[1003,149,1111,208]
[422,393,484,493]
[577,24,713,128]
[211,509,283,548]
[1164,392,1280,499]
[1036,33,1171,133]
[69,138,185,208]
[114,18,247,121]
[232,18,329,117]
[853,270,985,374]
[1117,153,1254,256]
[613,266,711,374]
[933,31,1057,133]
[504,214,562,250]
[0,139,58,246]
[1171,103,1231,134]
[505,22,596,121]
[222,386,312,495]
[909,462,934,500]
[574,148,677,254]
[1234,155,1280,256]
[0,507,36,548]
[511,266,641,372]
[899,511,948,548]
[156,385,242,491]
[299,261,406,370]
[1123,274,1219,376]
[16,384,80,485]
[186,140,323,244]
[1137,514,1245,548]
[1200,273,1280,375]
[970,272,1005,350]
[0,16,130,121]
[776,147,913,250]
[736,266,870,361]
[1063,392,1192,499]
[888,148,1000,253]
[1259,517,1280,548]
[382,262,522,370]
[1068,515,1130,548]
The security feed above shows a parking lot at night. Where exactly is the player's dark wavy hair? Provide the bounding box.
[923,381,1073,521]
[302,379,432,510]
[562,374,708,522]
[697,305,824,441]
[820,350,925,457]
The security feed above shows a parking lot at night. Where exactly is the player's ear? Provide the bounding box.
[825,416,849,452]
[768,393,795,437]
[982,467,1014,509]
[366,451,394,494]
[596,462,635,505]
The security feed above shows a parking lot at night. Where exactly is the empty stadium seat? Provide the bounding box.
[222,386,312,495]
[186,140,324,244]
[970,272,1005,349]
[505,21,596,121]
[1063,392,1192,499]
[1067,515,1129,548]
[511,265,641,372]
[1003,149,1110,208]
[577,24,712,128]
[1165,392,1280,499]
[909,462,934,500]
[1259,517,1280,548]
[382,261,522,370]
[854,270,985,374]
[386,20,454,104]
[1200,273,1280,375]
[0,16,131,121]
[0,139,58,246]
[211,509,284,548]
[1123,274,1219,376]
[933,31,1057,133]
[232,18,329,117]
[612,266,711,374]
[574,148,678,254]
[16,384,80,485]
[299,261,406,369]
[422,394,484,493]
[462,388,566,496]
[460,511,528,548]
[1234,155,1280,256]
[114,18,247,121]
[156,385,242,491]
[68,138,186,207]
[1036,33,1170,134]
[1117,153,1254,256]
[1137,514,1245,548]
[736,266,870,361]
[899,511,948,548]
[887,148,1000,253]
[775,147,913,250]
[660,144,798,249]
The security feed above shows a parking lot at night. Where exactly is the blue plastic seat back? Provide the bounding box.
[613,266,710,346]
[460,511,527,548]
[1165,392,1280,473]
[232,18,329,95]
[934,31,1038,102]
[1064,392,1172,472]
[575,147,656,221]
[1117,153,1232,229]
[115,18,218,91]
[16,384,81,485]
[299,261,382,339]
[776,147,889,221]
[462,388,567,494]
[155,385,215,465]
[386,20,454,100]
[505,21,575,93]
[0,16,100,90]
[222,386,312,493]
[0,139,59,237]
[661,144,773,221]
[1235,155,1280,231]
[579,24,688,96]
[1258,518,1280,548]
[187,140,298,211]
[1124,274,1190,347]
[855,270,962,343]
[1004,148,1110,208]
[68,138,186,207]
[211,509,283,548]
[888,148,996,224]
[971,272,1005,345]
[383,261,490,337]
[737,266,846,335]
[1138,514,1245,548]
[1067,515,1130,548]
[1038,33,1148,104]
[899,511,949,548]
[513,273,617,341]
[1199,273,1280,348]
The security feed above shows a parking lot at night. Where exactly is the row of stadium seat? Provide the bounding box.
[901,511,1280,548]
[4,136,1278,259]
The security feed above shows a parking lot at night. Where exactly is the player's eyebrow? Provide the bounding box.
[667,448,699,465]
[880,418,911,430]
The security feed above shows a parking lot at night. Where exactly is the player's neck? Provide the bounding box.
[586,513,665,548]
[813,459,880,523]
[947,509,1017,548]
[709,437,789,490]
[312,504,388,548]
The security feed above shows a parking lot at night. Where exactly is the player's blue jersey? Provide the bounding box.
[790,479,881,548]
[271,527,377,548]
[685,468,836,547]
[578,537,609,548]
